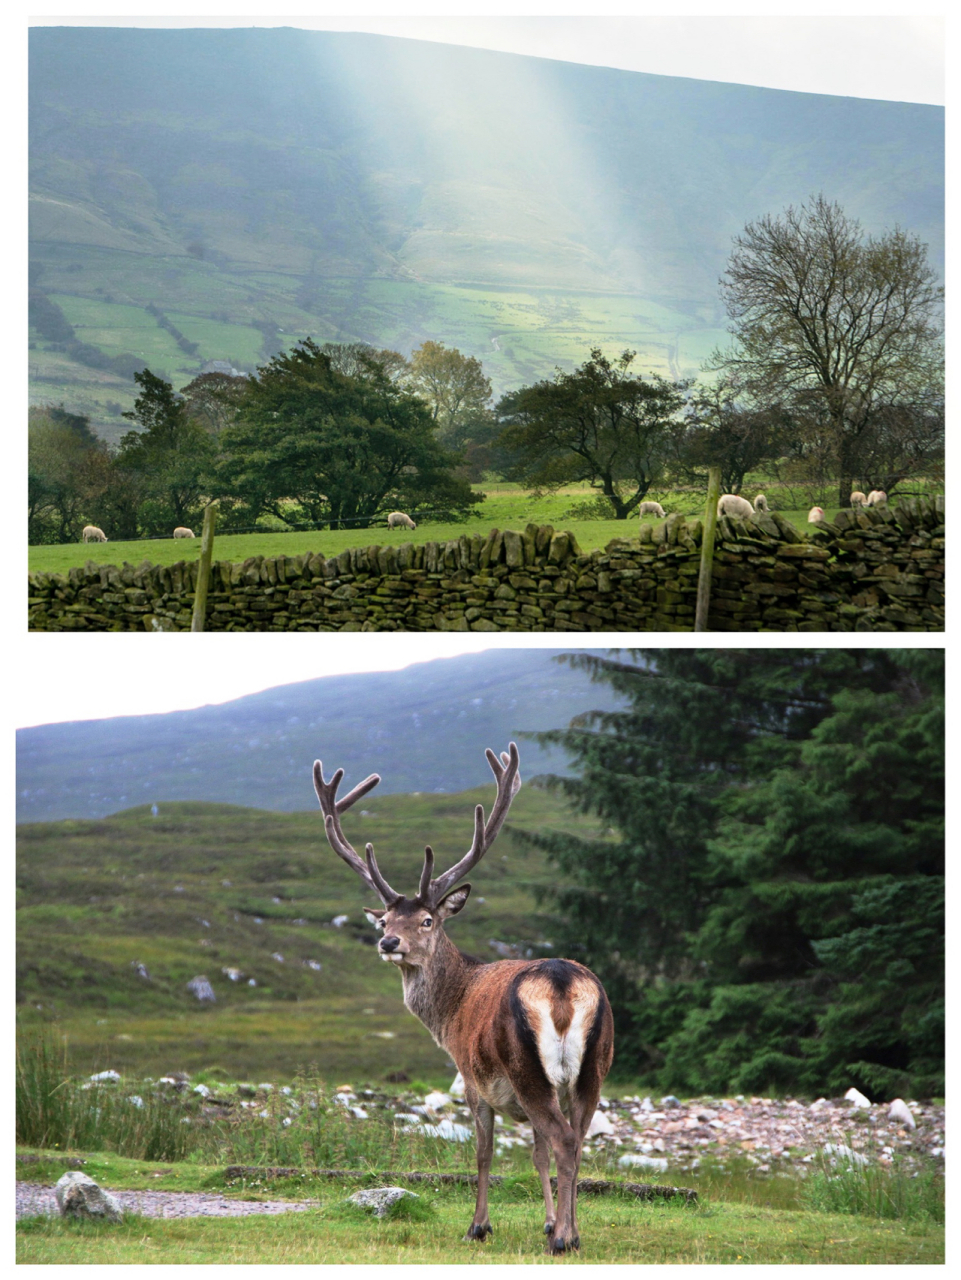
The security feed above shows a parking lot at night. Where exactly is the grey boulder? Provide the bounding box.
[55,1172,124,1222]
[347,1187,419,1218]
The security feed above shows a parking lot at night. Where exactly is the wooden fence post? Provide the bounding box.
[190,500,219,633]
[694,467,722,632]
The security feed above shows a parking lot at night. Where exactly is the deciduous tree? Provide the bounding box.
[496,349,686,518]
[713,195,943,504]
[218,340,480,528]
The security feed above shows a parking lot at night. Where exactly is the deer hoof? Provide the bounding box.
[547,1230,579,1255]
[543,1220,555,1235]
[465,1223,493,1242]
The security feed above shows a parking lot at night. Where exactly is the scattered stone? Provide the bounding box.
[824,1143,869,1166]
[420,1120,472,1142]
[423,1091,452,1111]
[586,1110,617,1137]
[54,1172,123,1223]
[618,1154,669,1172]
[332,915,349,928]
[844,1087,871,1109]
[347,1187,420,1217]
[186,975,215,1002]
[888,1098,917,1129]
[89,1070,121,1084]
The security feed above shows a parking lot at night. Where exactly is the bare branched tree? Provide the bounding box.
[713,195,943,504]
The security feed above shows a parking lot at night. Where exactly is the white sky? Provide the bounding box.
[24,6,946,105]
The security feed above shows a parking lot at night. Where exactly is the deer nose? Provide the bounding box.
[380,935,401,953]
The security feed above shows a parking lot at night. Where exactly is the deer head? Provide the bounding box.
[312,743,521,967]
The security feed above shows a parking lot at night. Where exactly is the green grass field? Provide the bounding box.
[15,1147,945,1264]
[28,484,835,576]
[17,789,600,1081]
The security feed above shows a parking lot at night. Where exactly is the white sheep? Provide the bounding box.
[849,491,867,508]
[808,506,825,522]
[387,511,417,530]
[717,494,754,519]
[637,501,666,518]
[173,527,195,538]
[753,494,769,512]
[82,525,108,543]
[866,489,888,506]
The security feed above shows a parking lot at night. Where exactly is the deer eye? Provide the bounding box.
[421,917,433,929]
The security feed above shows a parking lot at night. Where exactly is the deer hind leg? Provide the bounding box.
[465,1097,495,1241]
[531,1127,555,1236]
[567,1086,599,1247]
[514,1087,578,1253]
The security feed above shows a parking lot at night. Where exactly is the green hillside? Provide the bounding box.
[29,27,943,439]
[16,789,600,1082]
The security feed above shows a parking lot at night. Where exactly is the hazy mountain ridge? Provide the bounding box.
[16,648,623,822]
[29,28,943,431]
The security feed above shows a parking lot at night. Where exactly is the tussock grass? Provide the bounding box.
[16,1033,192,1162]
[802,1151,944,1224]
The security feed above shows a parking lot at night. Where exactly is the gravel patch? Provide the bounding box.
[17,1183,316,1221]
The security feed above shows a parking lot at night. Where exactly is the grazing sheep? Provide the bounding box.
[808,506,825,522]
[753,494,769,512]
[849,491,867,508]
[387,511,417,530]
[637,501,666,518]
[866,489,888,506]
[717,494,754,519]
[173,527,195,538]
[81,525,108,543]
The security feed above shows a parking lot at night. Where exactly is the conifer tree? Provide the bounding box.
[524,649,943,1096]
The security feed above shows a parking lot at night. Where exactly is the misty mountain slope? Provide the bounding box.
[29,27,943,432]
[16,648,625,823]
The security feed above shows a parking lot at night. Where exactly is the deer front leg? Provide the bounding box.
[531,1128,556,1237]
[465,1098,495,1241]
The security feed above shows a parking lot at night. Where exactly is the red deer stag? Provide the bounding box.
[313,742,614,1255]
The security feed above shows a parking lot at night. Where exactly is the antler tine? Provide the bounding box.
[365,844,401,906]
[417,846,435,902]
[313,760,395,903]
[427,743,521,903]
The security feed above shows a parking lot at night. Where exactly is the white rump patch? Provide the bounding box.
[528,995,594,1088]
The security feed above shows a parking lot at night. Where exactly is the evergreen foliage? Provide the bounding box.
[521,650,943,1098]
[117,369,216,535]
[217,339,481,528]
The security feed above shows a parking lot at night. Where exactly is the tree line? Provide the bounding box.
[523,648,944,1099]
[29,196,943,543]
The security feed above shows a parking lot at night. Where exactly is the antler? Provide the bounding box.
[312,761,400,904]
[424,742,521,904]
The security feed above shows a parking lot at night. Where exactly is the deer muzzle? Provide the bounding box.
[378,935,406,963]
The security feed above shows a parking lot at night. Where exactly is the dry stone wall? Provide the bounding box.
[28,496,944,633]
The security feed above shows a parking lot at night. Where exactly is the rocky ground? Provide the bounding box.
[17,1082,943,1220]
[387,1082,944,1178]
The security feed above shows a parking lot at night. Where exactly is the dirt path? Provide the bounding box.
[16,1183,317,1221]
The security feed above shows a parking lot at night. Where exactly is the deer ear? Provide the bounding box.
[364,908,386,927]
[436,884,471,920]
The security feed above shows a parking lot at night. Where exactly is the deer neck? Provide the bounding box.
[399,931,473,1049]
